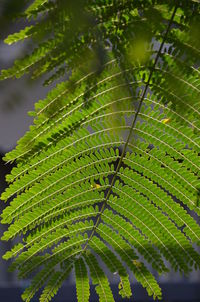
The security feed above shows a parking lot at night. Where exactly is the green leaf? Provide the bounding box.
[1,1,200,302]
[75,258,90,302]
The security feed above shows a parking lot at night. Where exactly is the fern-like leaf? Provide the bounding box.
[1,1,200,302]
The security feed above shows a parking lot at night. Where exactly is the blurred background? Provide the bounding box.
[0,1,199,301]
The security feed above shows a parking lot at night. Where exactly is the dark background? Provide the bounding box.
[0,1,199,301]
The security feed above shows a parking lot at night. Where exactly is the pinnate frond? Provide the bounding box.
[1,1,200,302]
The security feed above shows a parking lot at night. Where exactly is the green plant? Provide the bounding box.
[1,0,200,301]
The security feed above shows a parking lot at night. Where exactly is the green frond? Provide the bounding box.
[118,165,200,244]
[85,253,115,302]
[2,204,99,240]
[21,263,56,302]
[6,220,94,269]
[89,236,132,298]
[123,151,200,215]
[5,26,35,45]
[4,62,137,163]
[39,265,72,302]
[101,209,167,273]
[3,243,24,261]
[21,255,75,302]
[1,1,200,301]
[75,258,90,302]
[25,0,50,17]
[0,38,59,80]
[19,236,86,278]
[109,183,200,271]
[96,224,162,300]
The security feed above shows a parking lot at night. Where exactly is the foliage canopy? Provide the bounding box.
[1,0,200,301]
